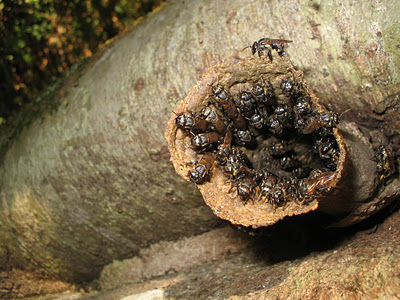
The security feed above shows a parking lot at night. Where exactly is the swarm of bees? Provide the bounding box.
[173,39,342,208]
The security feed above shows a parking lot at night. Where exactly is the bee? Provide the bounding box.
[292,167,311,179]
[175,111,212,132]
[314,136,339,166]
[243,38,293,60]
[249,110,266,130]
[251,81,277,108]
[252,83,266,102]
[279,155,300,171]
[190,132,221,151]
[215,130,233,165]
[374,145,396,180]
[293,98,312,116]
[273,104,294,128]
[268,140,291,156]
[224,148,253,179]
[233,129,253,146]
[267,187,287,207]
[280,177,299,202]
[210,85,246,129]
[267,115,284,136]
[235,176,257,201]
[303,111,339,134]
[280,78,303,100]
[199,105,227,134]
[236,90,257,118]
[257,172,279,202]
[298,170,335,199]
[188,153,215,184]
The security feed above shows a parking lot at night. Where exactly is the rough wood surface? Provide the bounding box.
[0,0,399,283]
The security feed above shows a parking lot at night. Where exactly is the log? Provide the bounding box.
[165,55,398,228]
[0,0,399,282]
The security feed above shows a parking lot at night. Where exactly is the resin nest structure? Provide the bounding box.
[165,57,347,228]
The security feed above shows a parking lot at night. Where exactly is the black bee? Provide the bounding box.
[199,105,227,134]
[315,137,339,160]
[292,167,311,179]
[175,111,212,132]
[267,186,287,207]
[235,176,256,201]
[243,38,293,60]
[233,129,253,146]
[191,132,221,151]
[273,104,293,128]
[252,83,266,101]
[303,111,339,134]
[211,85,246,129]
[249,111,266,130]
[280,155,300,171]
[374,145,396,180]
[280,78,303,100]
[224,148,253,179]
[236,90,257,118]
[293,98,312,116]
[280,177,299,203]
[298,171,336,199]
[319,111,339,127]
[293,115,307,133]
[188,153,215,184]
[257,172,279,202]
[251,82,277,108]
[267,115,284,136]
[268,140,291,156]
[265,81,278,106]
[215,130,233,165]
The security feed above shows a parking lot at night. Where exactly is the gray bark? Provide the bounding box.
[0,0,399,282]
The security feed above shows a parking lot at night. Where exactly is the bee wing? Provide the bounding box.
[260,38,293,45]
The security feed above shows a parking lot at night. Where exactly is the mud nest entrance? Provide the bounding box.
[166,57,346,228]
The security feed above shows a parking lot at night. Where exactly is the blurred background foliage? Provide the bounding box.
[0,0,164,120]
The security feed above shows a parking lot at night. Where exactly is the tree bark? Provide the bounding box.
[0,0,399,282]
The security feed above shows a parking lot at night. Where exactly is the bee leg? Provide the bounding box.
[267,47,273,61]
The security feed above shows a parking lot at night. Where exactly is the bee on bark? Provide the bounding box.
[257,172,279,202]
[273,104,294,129]
[199,105,227,134]
[298,171,336,200]
[235,176,257,201]
[224,148,253,179]
[236,90,257,118]
[233,129,254,146]
[374,145,396,180]
[248,110,266,130]
[190,132,222,152]
[210,85,246,129]
[175,111,212,132]
[188,153,215,184]
[215,130,233,165]
[303,111,339,134]
[243,38,293,61]
[267,115,285,136]
[280,78,303,100]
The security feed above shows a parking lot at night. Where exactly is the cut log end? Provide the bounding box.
[165,57,347,228]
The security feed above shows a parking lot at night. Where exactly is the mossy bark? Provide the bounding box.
[0,0,399,282]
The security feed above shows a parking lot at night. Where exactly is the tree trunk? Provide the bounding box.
[0,0,398,283]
